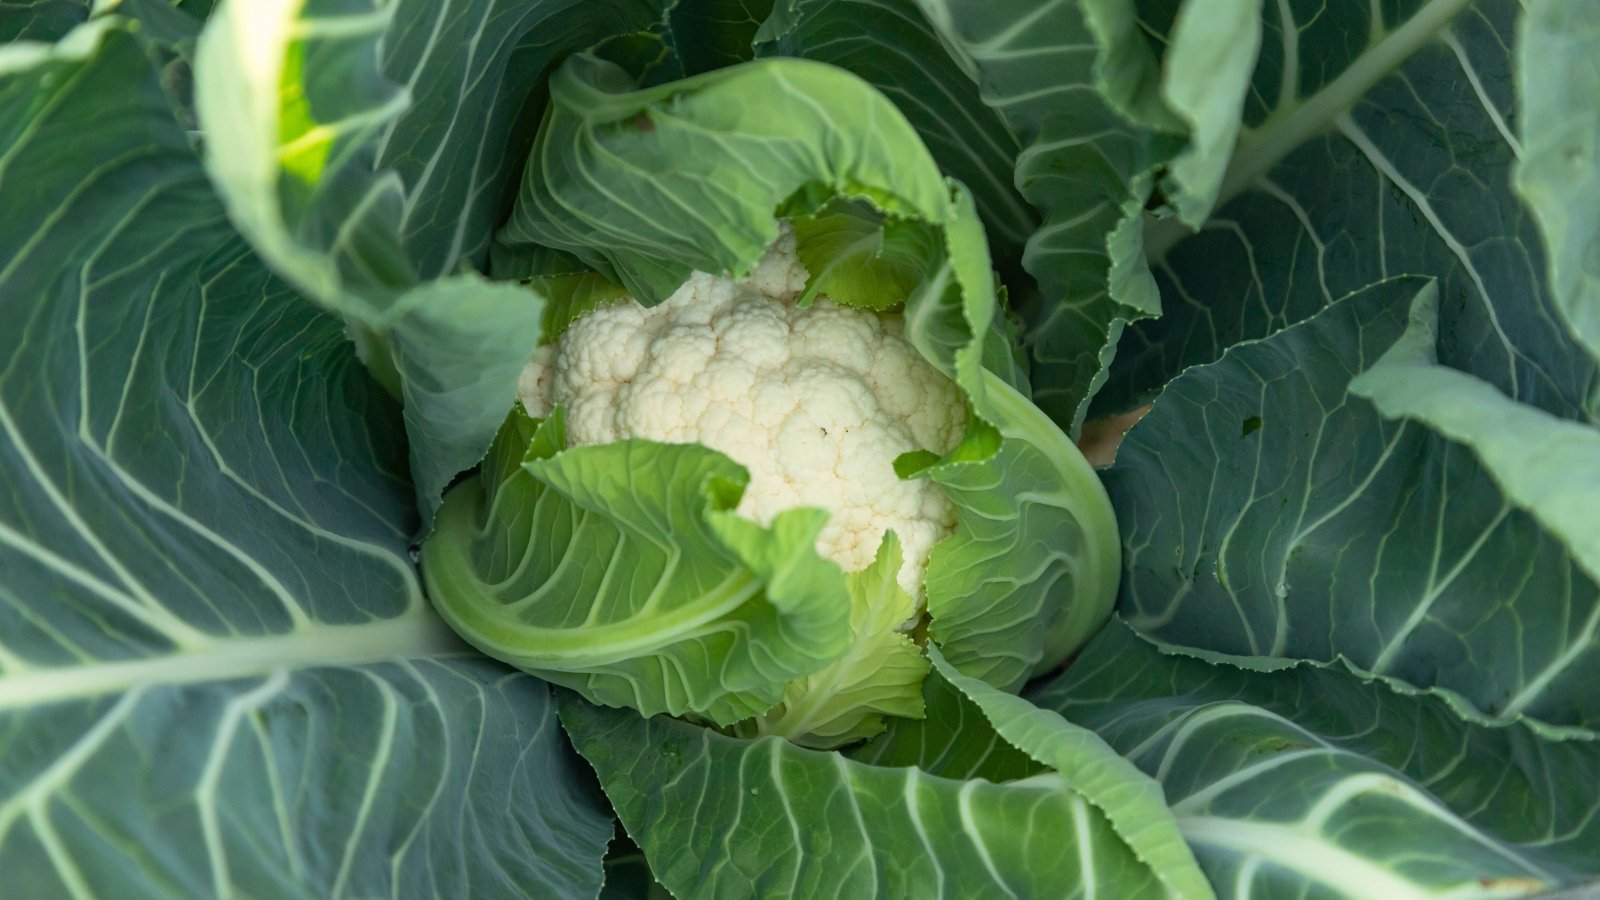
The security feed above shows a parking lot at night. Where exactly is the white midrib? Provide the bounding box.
[0,613,467,710]
[1146,0,1473,259]
[1177,816,1420,899]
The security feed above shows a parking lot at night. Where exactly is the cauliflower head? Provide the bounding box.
[517,226,967,599]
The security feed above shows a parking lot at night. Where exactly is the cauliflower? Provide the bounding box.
[517,225,967,598]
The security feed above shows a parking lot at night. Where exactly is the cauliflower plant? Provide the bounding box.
[517,226,966,599]
[424,209,1119,749]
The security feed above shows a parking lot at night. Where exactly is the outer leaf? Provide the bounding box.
[423,409,851,725]
[916,0,1177,431]
[1350,283,1600,596]
[1110,278,1600,731]
[1034,620,1599,895]
[1515,0,1600,372]
[0,0,85,42]
[560,692,1176,900]
[666,0,773,75]
[1111,0,1598,425]
[1158,0,1264,226]
[386,276,543,520]
[500,53,1119,687]
[196,0,667,291]
[849,668,1042,781]
[0,21,611,897]
[116,0,205,54]
[192,0,670,520]
[375,0,669,280]
[1081,0,1180,132]
[600,834,674,900]
[928,648,1215,900]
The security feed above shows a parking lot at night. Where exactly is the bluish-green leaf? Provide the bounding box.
[667,0,773,75]
[1111,0,1598,426]
[560,691,1181,900]
[0,20,611,897]
[1033,620,1600,896]
[849,667,1042,780]
[1110,278,1600,732]
[915,0,1177,432]
[1515,0,1600,374]
[1158,0,1263,225]
[0,0,85,42]
[928,647,1214,900]
[192,0,673,521]
[1350,280,1600,605]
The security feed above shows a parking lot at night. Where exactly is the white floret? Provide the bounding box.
[519,224,967,598]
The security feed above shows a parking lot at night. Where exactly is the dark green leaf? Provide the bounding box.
[561,692,1181,899]
[1109,0,1598,426]
[193,0,676,522]
[915,0,1179,432]
[1110,278,1600,731]
[1033,620,1600,894]
[0,21,611,896]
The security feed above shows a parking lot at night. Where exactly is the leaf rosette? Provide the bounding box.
[421,53,1121,740]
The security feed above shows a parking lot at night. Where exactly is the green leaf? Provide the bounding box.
[849,668,1042,780]
[422,408,852,725]
[1109,278,1600,732]
[1158,0,1264,225]
[734,533,930,748]
[1033,620,1600,894]
[501,53,959,305]
[923,370,1121,689]
[1350,283,1600,599]
[789,199,941,310]
[0,0,85,42]
[1515,0,1600,373]
[0,21,611,896]
[1111,0,1598,425]
[754,0,1037,260]
[559,692,1183,900]
[192,0,673,522]
[914,0,1177,432]
[535,273,631,345]
[927,648,1215,900]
